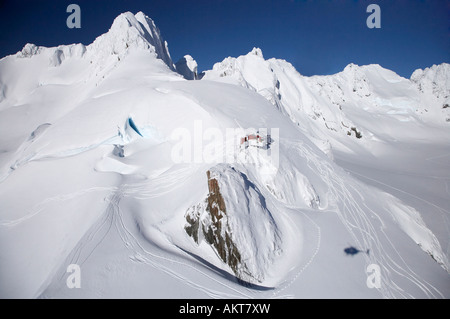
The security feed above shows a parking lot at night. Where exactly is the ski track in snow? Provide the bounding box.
[48,162,319,299]
[344,167,450,217]
[38,139,445,298]
[344,167,450,262]
[0,186,118,227]
[6,136,446,298]
[271,209,322,298]
[112,186,254,299]
[58,193,116,282]
[49,167,255,298]
[286,138,444,299]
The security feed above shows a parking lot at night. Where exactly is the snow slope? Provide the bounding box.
[0,12,449,299]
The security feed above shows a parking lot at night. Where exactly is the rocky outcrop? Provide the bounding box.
[184,165,282,284]
[185,170,244,279]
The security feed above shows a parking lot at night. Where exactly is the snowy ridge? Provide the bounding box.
[87,11,175,71]
[5,11,174,73]
[411,63,450,122]
[204,49,450,152]
[411,63,450,99]
[16,43,45,58]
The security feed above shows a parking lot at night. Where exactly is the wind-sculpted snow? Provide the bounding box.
[176,55,198,80]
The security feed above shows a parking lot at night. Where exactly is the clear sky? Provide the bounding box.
[0,0,448,77]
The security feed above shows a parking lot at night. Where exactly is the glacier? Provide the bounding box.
[0,11,449,299]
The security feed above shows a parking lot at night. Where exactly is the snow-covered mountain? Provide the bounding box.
[0,11,449,299]
[202,48,450,271]
[203,48,450,151]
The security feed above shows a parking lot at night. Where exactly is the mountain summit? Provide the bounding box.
[89,11,175,70]
[10,11,175,72]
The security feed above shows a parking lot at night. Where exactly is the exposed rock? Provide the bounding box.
[185,170,244,279]
[184,165,281,284]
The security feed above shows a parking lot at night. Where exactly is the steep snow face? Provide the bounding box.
[411,63,450,122]
[87,11,175,70]
[411,63,450,99]
[176,55,198,80]
[203,47,276,93]
[1,12,177,91]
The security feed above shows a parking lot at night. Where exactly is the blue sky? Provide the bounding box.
[0,0,448,77]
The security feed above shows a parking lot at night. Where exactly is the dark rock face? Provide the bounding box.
[185,170,244,278]
[204,171,242,275]
[184,205,201,243]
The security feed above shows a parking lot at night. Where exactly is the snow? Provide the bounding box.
[86,11,175,71]
[0,11,449,299]
[176,55,198,80]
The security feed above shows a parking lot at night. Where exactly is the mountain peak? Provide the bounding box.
[411,63,450,82]
[249,47,264,59]
[341,63,405,83]
[411,63,450,99]
[87,11,174,70]
[342,63,363,74]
